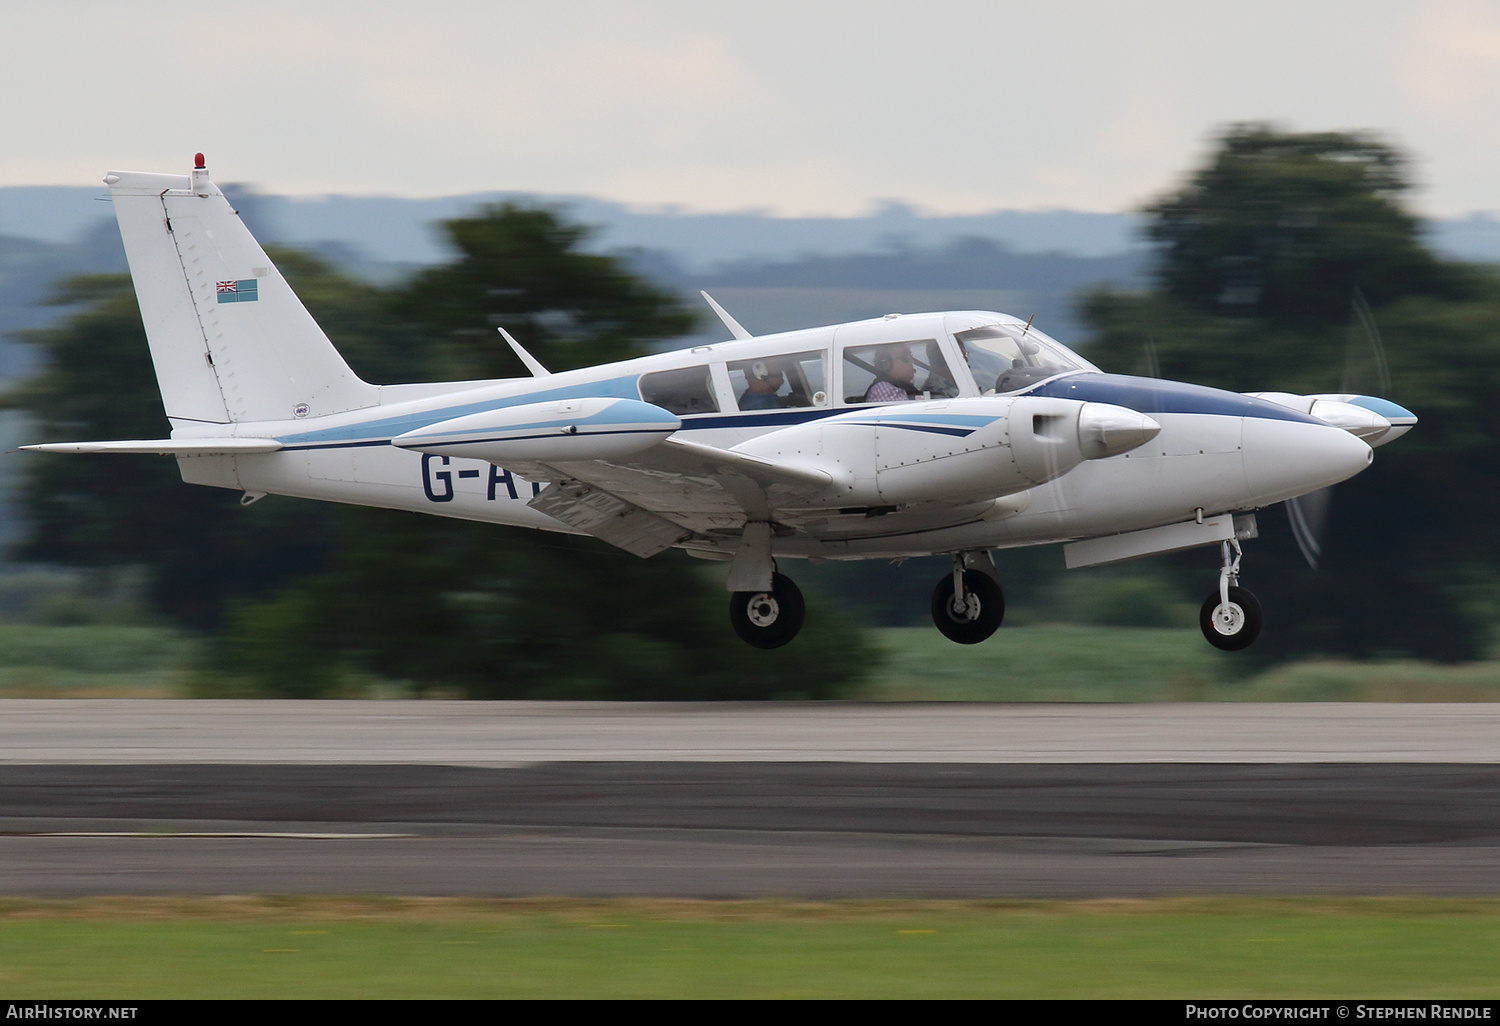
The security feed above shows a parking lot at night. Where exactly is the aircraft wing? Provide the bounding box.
[523,438,837,558]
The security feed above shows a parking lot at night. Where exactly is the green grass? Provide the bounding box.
[861,625,1500,702]
[0,624,195,697]
[863,625,1228,701]
[1244,658,1500,701]
[0,897,1496,998]
[0,621,1498,702]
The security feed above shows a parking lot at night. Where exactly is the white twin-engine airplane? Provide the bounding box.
[24,158,1417,651]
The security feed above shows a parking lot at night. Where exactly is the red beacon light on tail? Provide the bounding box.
[190,153,211,196]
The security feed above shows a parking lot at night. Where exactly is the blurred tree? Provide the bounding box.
[1082,125,1500,661]
[399,202,696,377]
[1147,123,1473,324]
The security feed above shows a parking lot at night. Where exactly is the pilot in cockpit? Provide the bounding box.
[864,346,919,402]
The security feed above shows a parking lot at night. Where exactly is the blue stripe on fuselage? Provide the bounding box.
[679,408,841,430]
[850,422,973,437]
[1026,374,1324,424]
[277,376,645,447]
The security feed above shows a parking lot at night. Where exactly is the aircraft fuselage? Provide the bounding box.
[170,311,1376,562]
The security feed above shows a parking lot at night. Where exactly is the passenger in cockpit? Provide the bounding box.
[739,362,786,410]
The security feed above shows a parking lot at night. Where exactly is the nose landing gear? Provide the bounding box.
[1199,539,1262,650]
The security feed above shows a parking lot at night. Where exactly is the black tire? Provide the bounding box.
[729,573,806,649]
[1199,585,1263,651]
[930,570,1004,644]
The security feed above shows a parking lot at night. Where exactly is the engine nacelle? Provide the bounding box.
[392,397,680,463]
[1244,391,1418,447]
[736,396,1158,507]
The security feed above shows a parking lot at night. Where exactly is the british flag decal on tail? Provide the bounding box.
[216,279,259,303]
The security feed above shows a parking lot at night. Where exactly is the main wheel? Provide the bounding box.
[1199,585,1263,651]
[729,573,806,649]
[930,570,1004,644]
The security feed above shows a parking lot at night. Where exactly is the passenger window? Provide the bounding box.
[842,340,958,404]
[727,351,828,412]
[639,366,720,416]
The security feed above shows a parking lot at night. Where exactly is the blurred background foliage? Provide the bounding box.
[6,122,1500,697]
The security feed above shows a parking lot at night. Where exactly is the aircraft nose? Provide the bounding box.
[1241,418,1373,506]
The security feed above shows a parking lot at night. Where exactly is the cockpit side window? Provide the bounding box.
[954,324,1095,394]
[638,366,720,416]
[842,339,959,404]
[727,351,828,412]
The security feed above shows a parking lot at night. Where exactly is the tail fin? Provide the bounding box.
[106,158,378,425]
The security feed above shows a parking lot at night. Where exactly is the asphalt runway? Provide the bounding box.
[2,701,1498,897]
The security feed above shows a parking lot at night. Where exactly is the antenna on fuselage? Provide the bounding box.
[1022,313,1035,336]
[498,327,551,377]
[700,291,754,341]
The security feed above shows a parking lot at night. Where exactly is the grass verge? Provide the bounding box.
[1,622,1499,701]
[0,624,194,697]
[0,897,1496,999]
[862,625,1500,701]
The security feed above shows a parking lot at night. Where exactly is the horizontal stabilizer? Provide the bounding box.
[20,438,283,456]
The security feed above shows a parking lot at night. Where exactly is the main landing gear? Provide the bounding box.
[930,555,1005,645]
[725,550,1007,649]
[1199,538,1262,651]
[729,572,806,649]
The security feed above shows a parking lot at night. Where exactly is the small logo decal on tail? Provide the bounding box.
[216,279,259,303]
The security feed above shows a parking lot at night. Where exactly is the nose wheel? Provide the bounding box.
[931,561,1004,644]
[1199,539,1262,650]
[729,572,805,649]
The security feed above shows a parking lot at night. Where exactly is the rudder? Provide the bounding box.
[106,158,378,425]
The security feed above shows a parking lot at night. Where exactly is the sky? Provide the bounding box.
[5,1,1500,217]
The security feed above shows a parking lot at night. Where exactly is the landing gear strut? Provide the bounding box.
[1199,539,1262,651]
[729,572,806,649]
[931,555,1005,645]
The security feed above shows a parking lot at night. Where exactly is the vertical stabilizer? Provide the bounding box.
[105,159,378,425]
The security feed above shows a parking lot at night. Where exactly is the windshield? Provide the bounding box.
[954,323,1098,394]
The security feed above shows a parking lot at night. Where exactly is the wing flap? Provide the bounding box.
[529,437,840,535]
[529,480,690,558]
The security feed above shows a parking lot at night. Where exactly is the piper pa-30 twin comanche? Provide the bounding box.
[24,158,1418,651]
